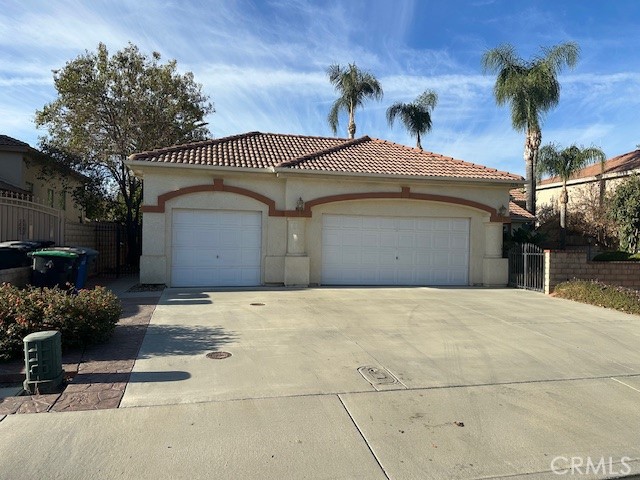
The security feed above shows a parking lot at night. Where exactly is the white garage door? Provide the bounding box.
[322,214,469,286]
[171,209,261,287]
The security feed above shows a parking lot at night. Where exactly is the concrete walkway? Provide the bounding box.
[1,287,639,479]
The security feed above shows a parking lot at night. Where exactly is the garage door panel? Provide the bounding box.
[322,214,469,286]
[380,232,396,248]
[397,233,414,248]
[171,209,261,287]
[433,234,452,249]
[342,232,362,246]
[361,233,379,247]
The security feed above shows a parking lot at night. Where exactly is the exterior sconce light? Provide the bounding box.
[296,197,305,212]
[497,205,508,217]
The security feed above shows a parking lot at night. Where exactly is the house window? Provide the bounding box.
[25,182,34,193]
[47,189,54,207]
[59,191,66,210]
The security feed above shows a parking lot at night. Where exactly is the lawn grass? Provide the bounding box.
[592,251,640,261]
[553,279,640,315]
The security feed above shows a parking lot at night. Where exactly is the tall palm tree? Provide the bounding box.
[326,63,383,139]
[386,90,438,150]
[482,42,580,214]
[538,143,606,248]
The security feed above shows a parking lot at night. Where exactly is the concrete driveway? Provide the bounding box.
[2,287,640,479]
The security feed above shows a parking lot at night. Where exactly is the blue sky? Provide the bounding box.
[1,0,639,176]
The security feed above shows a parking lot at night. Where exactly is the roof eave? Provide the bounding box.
[274,166,523,186]
[125,159,275,176]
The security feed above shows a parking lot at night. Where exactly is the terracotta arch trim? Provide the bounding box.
[141,178,282,216]
[303,189,509,222]
[142,180,509,222]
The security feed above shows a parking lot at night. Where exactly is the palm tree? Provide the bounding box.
[386,90,438,150]
[537,143,606,248]
[482,42,580,214]
[326,63,383,139]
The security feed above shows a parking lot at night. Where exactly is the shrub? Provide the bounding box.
[553,279,640,315]
[592,251,639,261]
[0,284,122,361]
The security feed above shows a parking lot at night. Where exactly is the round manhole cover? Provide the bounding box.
[206,351,232,360]
[250,302,265,306]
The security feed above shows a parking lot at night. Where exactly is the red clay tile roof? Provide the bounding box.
[509,188,526,203]
[130,132,522,182]
[539,149,640,185]
[509,201,535,220]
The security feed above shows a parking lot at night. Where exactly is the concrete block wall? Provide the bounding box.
[544,249,640,293]
[64,221,96,248]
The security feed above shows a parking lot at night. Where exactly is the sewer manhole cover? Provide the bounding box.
[206,351,232,360]
[250,303,265,306]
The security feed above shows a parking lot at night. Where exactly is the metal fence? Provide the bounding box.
[0,192,64,244]
[1,192,140,276]
[508,243,545,292]
[94,222,141,276]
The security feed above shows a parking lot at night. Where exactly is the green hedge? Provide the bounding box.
[592,251,640,261]
[0,284,122,361]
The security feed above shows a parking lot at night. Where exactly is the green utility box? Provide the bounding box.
[23,330,64,394]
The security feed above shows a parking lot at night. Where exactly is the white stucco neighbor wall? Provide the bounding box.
[134,164,515,287]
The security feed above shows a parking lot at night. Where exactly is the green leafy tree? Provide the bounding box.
[327,63,383,139]
[386,90,438,150]
[35,143,117,221]
[537,143,606,248]
[609,175,640,253]
[35,42,214,262]
[482,42,580,213]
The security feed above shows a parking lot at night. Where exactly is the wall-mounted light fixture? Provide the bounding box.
[296,197,305,212]
[497,205,508,217]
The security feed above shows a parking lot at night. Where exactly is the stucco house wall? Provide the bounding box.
[0,135,86,223]
[127,132,523,286]
[136,164,511,287]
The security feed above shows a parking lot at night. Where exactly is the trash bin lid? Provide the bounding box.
[29,250,79,258]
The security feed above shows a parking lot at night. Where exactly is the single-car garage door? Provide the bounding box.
[322,214,469,286]
[171,209,261,287]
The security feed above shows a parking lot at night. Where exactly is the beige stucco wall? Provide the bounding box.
[537,174,631,215]
[23,160,85,223]
[135,164,514,287]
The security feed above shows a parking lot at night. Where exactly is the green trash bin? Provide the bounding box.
[23,330,64,394]
[29,250,80,289]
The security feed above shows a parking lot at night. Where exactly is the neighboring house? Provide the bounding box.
[537,148,640,213]
[127,131,523,288]
[508,188,535,231]
[0,134,86,223]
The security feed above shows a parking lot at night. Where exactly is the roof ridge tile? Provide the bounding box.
[277,136,370,168]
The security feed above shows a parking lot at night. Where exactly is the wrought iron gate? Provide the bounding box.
[508,243,545,292]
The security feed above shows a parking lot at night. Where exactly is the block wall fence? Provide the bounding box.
[544,249,640,294]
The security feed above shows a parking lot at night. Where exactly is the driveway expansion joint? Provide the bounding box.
[337,394,390,480]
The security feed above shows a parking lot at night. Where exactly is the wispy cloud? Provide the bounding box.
[0,0,639,175]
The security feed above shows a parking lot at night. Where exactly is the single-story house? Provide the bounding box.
[126,132,523,288]
[537,148,640,212]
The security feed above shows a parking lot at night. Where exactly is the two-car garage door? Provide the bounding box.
[322,214,469,286]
